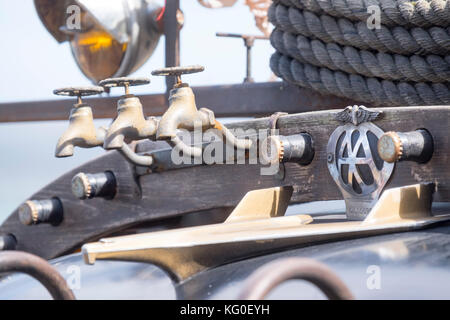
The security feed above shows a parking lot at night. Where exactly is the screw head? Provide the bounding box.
[262,136,284,165]
[327,153,334,163]
[18,201,39,225]
[71,173,92,200]
[377,132,403,163]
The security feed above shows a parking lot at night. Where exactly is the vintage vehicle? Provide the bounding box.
[0,0,449,300]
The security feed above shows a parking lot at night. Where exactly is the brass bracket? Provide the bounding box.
[82,183,448,282]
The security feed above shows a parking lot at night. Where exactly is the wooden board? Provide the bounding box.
[1,106,448,259]
[0,82,360,122]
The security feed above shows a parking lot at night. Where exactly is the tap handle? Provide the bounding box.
[53,86,104,105]
[151,65,204,88]
[216,32,269,42]
[99,77,150,96]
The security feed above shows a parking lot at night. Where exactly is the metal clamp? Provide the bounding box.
[268,112,288,131]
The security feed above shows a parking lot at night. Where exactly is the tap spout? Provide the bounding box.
[55,105,106,157]
[103,96,158,150]
[156,86,215,140]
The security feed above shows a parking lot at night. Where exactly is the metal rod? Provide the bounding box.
[0,251,75,300]
[164,0,180,92]
[169,136,203,158]
[216,32,268,40]
[238,257,354,300]
[214,120,252,149]
[245,44,253,83]
[216,33,267,83]
[118,143,154,167]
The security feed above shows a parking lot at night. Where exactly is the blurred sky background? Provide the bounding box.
[0,0,275,222]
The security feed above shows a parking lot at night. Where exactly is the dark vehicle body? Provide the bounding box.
[1,214,450,300]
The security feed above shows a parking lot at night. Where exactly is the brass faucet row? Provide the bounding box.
[54,65,252,166]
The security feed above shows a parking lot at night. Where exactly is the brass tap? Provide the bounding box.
[100,77,158,150]
[152,65,252,157]
[152,65,215,141]
[53,87,106,157]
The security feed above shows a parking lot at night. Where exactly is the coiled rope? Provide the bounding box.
[277,0,450,28]
[269,0,450,106]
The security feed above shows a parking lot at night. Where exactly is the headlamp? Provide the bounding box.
[34,0,163,83]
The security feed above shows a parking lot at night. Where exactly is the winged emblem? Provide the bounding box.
[335,105,382,126]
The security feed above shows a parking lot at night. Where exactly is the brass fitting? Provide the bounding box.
[152,65,252,155]
[53,86,105,157]
[18,198,63,226]
[377,129,433,164]
[55,106,107,157]
[100,77,158,150]
[150,65,215,141]
[156,86,215,140]
[103,96,158,149]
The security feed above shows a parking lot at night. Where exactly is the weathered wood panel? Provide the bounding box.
[0,106,448,259]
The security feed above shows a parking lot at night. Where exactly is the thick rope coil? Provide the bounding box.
[274,0,450,28]
[269,4,450,56]
[269,2,450,106]
[271,28,450,83]
[270,52,450,106]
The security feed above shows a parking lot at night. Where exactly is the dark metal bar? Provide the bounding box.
[164,0,180,91]
[246,44,253,83]
[0,82,363,123]
[0,251,75,300]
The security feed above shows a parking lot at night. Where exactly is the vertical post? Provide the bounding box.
[244,37,255,83]
[164,0,180,92]
[246,46,251,82]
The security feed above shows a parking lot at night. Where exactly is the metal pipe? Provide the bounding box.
[169,135,203,158]
[166,120,252,160]
[216,32,268,40]
[164,0,181,92]
[215,33,267,83]
[238,257,354,300]
[118,143,154,167]
[245,44,253,83]
[0,251,75,300]
[214,120,252,150]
